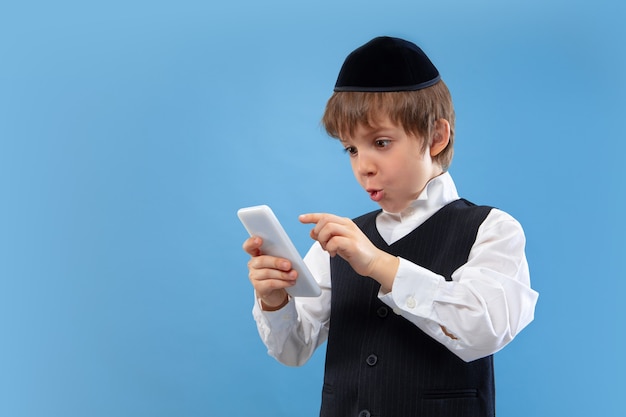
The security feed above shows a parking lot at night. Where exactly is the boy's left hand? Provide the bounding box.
[299,213,399,292]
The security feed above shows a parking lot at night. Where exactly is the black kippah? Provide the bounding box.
[334,36,441,92]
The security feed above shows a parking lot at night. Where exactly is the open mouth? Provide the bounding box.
[368,189,383,202]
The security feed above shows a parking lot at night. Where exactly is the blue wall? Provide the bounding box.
[1,1,624,415]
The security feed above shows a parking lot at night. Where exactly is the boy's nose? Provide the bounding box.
[356,155,377,176]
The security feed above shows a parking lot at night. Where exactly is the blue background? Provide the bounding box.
[1,0,624,416]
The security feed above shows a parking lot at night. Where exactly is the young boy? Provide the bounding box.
[243,36,538,417]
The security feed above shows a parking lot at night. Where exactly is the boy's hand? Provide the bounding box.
[243,236,295,309]
[299,213,399,292]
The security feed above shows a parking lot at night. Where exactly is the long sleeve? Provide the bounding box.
[252,242,331,366]
[378,208,538,362]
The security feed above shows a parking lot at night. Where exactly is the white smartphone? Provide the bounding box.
[237,205,321,298]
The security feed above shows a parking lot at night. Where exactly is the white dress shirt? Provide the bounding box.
[252,172,539,364]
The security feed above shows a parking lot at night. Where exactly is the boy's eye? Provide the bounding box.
[343,146,357,155]
[375,139,391,148]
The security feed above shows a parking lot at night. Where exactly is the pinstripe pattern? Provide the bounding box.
[320,199,495,417]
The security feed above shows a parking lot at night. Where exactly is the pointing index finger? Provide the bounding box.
[299,213,324,224]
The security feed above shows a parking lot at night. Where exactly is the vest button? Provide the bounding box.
[376,306,389,318]
[366,354,378,366]
[358,410,371,417]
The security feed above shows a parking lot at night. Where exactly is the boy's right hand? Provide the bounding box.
[243,236,297,310]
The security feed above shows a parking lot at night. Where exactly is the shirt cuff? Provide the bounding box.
[378,257,441,319]
[253,295,298,328]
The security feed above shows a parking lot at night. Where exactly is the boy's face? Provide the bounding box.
[340,117,442,213]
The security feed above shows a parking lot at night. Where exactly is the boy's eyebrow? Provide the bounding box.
[363,126,399,138]
[339,127,396,143]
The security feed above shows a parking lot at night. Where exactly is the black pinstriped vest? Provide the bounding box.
[320,199,495,417]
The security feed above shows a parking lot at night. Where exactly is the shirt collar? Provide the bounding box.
[381,172,460,220]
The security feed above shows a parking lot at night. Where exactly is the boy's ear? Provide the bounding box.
[430,119,450,157]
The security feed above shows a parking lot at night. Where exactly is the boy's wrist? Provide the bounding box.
[260,291,290,311]
[370,251,400,293]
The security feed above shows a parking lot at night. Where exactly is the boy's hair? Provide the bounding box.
[322,80,455,171]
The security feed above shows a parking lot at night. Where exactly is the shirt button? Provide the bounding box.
[406,296,416,309]
[376,306,389,318]
[358,410,371,417]
[366,354,378,366]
